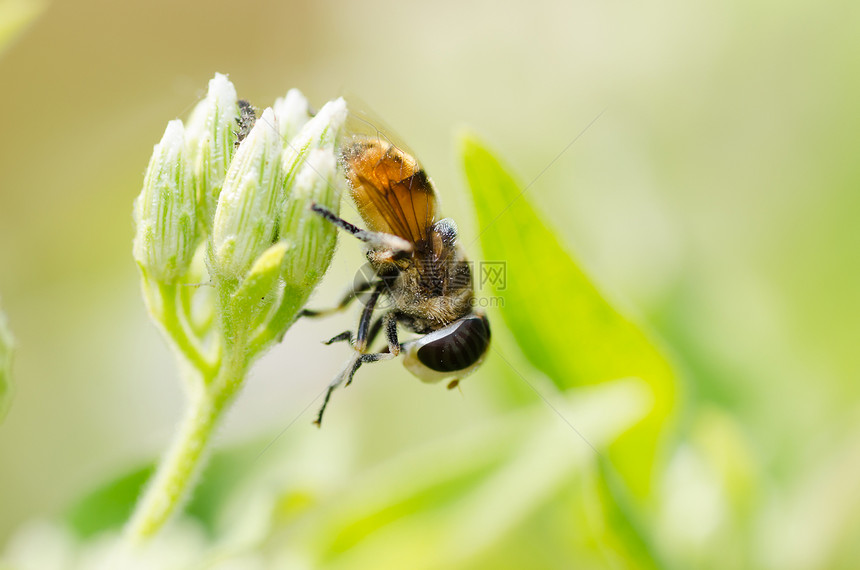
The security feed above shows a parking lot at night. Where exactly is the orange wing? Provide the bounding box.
[341,138,437,249]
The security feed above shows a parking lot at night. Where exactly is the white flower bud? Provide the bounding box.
[185,73,240,226]
[280,149,341,287]
[211,108,284,279]
[281,97,347,187]
[133,120,198,282]
[273,88,312,144]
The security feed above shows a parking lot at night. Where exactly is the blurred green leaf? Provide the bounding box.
[0,0,46,56]
[184,445,262,536]
[0,300,13,421]
[66,464,153,539]
[597,456,668,570]
[268,384,651,569]
[460,133,677,500]
[65,445,257,539]
[59,383,657,567]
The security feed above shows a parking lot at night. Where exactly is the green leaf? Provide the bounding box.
[460,133,676,500]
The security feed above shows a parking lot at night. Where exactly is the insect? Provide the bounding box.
[235,99,257,145]
[305,125,491,425]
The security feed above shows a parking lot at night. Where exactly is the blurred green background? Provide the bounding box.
[1,0,859,568]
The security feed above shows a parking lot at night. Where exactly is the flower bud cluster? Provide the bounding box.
[133,73,346,354]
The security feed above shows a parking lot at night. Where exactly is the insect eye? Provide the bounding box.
[404,315,490,383]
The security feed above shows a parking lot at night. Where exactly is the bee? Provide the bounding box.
[305,126,491,425]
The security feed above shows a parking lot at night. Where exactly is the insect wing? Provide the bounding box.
[342,138,438,248]
[339,104,439,248]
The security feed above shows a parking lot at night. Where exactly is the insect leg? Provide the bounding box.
[321,315,384,347]
[384,312,400,356]
[344,312,400,387]
[322,331,352,345]
[314,351,364,426]
[343,351,395,387]
[311,203,413,253]
[314,282,385,426]
[354,282,385,352]
[315,351,399,426]
[314,313,400,426]
[301,277,375,318]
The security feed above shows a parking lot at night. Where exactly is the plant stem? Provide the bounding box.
[125,354,245,541]
[157,282,215,376]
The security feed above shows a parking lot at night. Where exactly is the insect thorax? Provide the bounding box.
[384,258,475,334]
